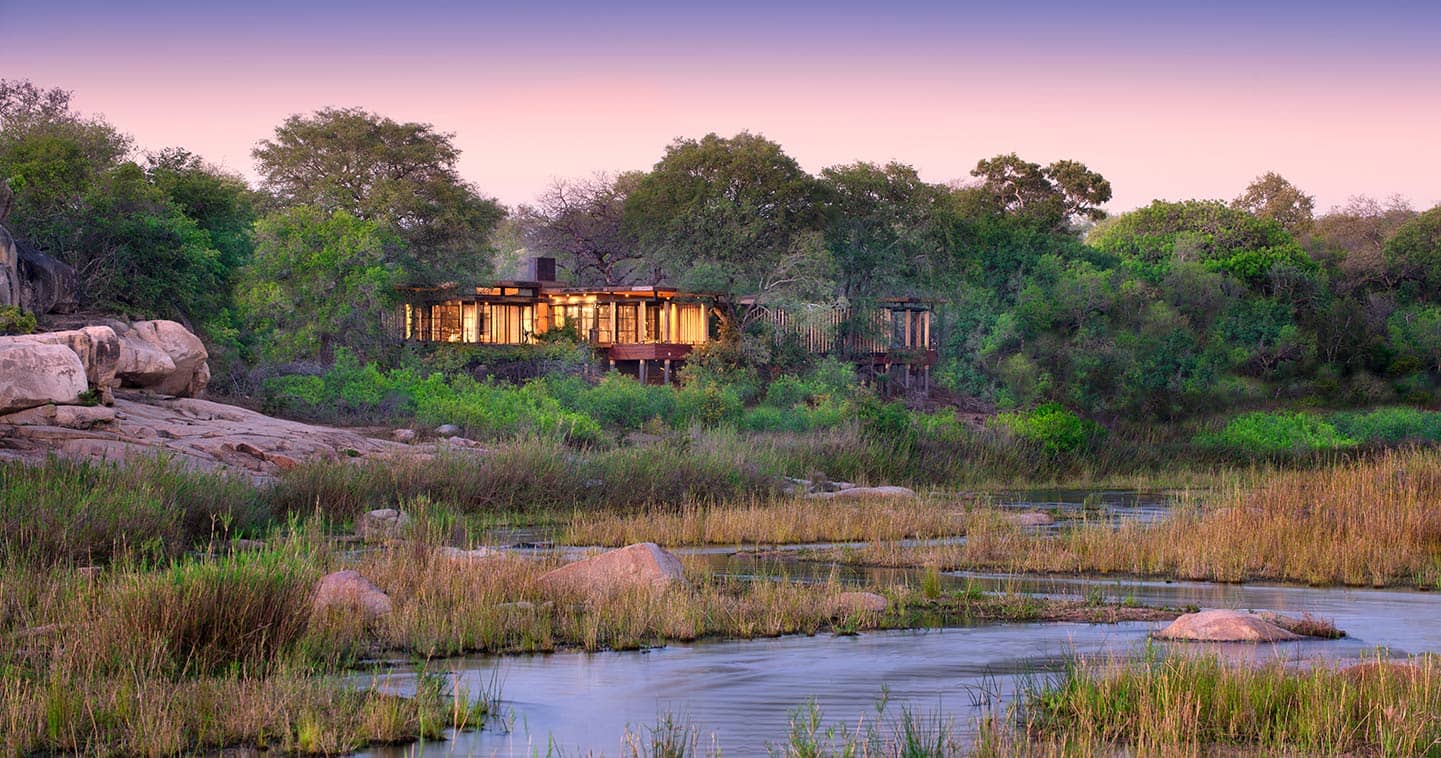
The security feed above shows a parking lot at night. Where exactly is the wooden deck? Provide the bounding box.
[606,343,695,361]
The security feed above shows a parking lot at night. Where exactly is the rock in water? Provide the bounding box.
[808,485,918,501]
[312,570,392,622]
[831,591,890,614]
[0,343,87,413]
[357,508,411,541]
[1153,609,1301,642]
[538,542,686,595]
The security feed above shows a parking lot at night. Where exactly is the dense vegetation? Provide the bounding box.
[5,77,1441,440]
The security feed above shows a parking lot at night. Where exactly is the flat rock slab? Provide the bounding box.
[0,393,420,478]
[538,542,686,595]
[1154,609,1302,643]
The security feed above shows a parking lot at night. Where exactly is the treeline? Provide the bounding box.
[2,78,1440,420]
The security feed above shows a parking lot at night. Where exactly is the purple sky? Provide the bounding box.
[3,0,1439,212]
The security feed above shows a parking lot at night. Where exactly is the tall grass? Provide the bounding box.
[0,457,270,568]
[561,496,983,547]
[1020,653,1441,755]
[863,448,1441,587]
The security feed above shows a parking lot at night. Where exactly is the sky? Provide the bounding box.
[3,0,1439,214]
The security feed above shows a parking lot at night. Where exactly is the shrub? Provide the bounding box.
[568,372,677,430]
[1330,407,1441,444]
[994,403,1104,454]
[675,381,743,427]
[1197,411,1356,454]
[0,305,36,335]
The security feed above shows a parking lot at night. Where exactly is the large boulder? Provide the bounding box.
[117,320,209,397]
[312,570,393,623]
[1,326,120,404]
[538,542,686,596]
[0,343,87,413]
[15,237,78,315]
[1153,609,1301,643]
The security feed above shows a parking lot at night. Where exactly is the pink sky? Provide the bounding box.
[5,2,1439,214]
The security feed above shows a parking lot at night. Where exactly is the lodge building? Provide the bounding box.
[398,259,937,387]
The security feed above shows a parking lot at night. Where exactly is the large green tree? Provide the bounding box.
[236,206,400,362]
[252,107,504,284]
[817,161,950,299]
[623,132,830,309]
[969,153,1112,232]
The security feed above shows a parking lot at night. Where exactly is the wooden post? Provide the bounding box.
[663,358,672,385]
[639,360,648,384]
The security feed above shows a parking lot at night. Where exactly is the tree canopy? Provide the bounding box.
[624,132,829,306]
[252,107,504,284]
[1232,172,1315,236]
[969,153,1112,232]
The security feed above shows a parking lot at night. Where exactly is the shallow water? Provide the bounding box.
[359,490,1441,756]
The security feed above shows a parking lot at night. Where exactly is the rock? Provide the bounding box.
[14,236,78,315]
[391,428,417,443]
[0,343,87,413]
[0,326,120,403]
[831,591,889,614]
[1341,661,1422,684]
[435,424,461,436]
[1008,511,1055,527]
[53,405,116,429]
[808,485,917,501]
[357,508,411,541]
[119,320,209,397]
[1153,609,1302,643]
[0,394,412,477]
[435,546,500,561]
[537,542,686,595]
[312,570,392,622]
[0,225,78,316]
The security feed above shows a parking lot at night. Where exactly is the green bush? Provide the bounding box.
[1329,407,1441,444]
[676,381,743,427]
[0,305,37,335]
[994,403,1104,454]
[1197,411,1356,454]
[568,372,677,430]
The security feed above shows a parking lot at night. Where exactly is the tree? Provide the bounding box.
[1088,200,1313,289]
[817,161,950,298]
[0,80,230,322]
[236,206,400,362]
[252,107,504,283]
[517,172,646,285]
[969,153,1112,232]
[1384,205,1441,299]
[623,132,830,311]
[1232,172,1315,236]
[146,148,258,273]
[1310,195,1415,289]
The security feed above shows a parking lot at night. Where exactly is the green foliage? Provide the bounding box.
[1196,411,1357,455]
[1329,407,1441,444]
[1384,205,1441,299]
[564,372,677,430]
[252,106,504,284]
[994,403,1104,454]
[1089,200,1313,288]
[0,305,36,334]
[237,207,401,362]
